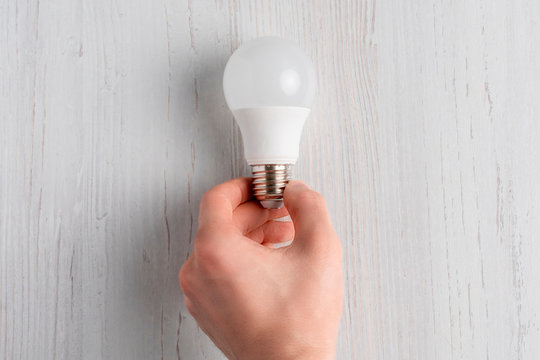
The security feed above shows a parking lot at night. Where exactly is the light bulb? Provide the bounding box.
[223,37,316,209]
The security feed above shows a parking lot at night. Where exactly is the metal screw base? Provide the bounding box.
[251,164,293,209]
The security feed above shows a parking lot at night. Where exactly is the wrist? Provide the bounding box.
[291,349,335,360]
[238,343,335,360]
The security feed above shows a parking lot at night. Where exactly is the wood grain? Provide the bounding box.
[1,0,539,359]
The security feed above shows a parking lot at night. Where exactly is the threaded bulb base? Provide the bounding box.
[251,164,293,209]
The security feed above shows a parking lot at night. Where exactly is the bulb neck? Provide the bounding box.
[251,164,293,209]
[232,107,309,164]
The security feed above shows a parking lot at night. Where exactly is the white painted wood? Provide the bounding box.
[1,0,539,359]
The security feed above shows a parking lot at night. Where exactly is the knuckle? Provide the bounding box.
[201,187,226,206]
[309,236,333,257]
[302,232,342,261]
[178,264,192,294]
[289,190,327,221]
[295,190,326,207]
[199,191,214,209]
[194,241,233,275]
[184,297,195,315]
[194,240,219,263]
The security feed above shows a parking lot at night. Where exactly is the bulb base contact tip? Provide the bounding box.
[251,164,293,209]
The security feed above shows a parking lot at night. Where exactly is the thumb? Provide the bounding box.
[283,181,337,254]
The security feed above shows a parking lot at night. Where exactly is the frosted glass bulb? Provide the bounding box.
[223,37,317,209]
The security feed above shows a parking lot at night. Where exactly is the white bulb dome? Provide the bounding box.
[223,37,316,110]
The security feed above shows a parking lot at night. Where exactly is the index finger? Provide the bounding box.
[198,177,253,229]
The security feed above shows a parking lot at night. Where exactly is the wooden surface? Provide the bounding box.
[1,0,539,359]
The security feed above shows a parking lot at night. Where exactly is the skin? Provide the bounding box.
[179,178,343,360]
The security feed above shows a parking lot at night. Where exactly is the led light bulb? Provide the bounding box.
[223,37,316,209]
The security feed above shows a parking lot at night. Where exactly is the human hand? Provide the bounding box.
[179,178,343,360]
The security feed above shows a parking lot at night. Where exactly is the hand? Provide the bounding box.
[179,178,343,360]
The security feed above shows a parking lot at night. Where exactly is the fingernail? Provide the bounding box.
[273,239,294,248]
[273,215,292,222]
[287,180,309,190]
